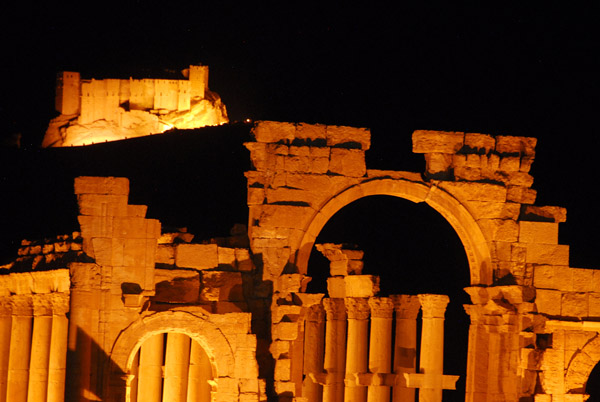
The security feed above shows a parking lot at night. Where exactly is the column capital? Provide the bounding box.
[390,294,421,319]
[323,298,346,320]
[32,294,54,316]
[368,297,394,319]
[50,293,70,315]
[306,303,325,322]
[418,294,449,318]
[0,297,11,315]
[10,294,33,316]
[345,297,370,320]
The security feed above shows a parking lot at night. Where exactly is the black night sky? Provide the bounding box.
[1,3,599,398]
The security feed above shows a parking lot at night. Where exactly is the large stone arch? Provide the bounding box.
[294,177,493,286]
[107,310,235,400]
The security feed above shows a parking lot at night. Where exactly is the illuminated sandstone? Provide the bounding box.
[3,121,600,401]
[43,65,228,147]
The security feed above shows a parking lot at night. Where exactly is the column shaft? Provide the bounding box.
[138,333,164,402]
[418,294,449,402]
[303,304,325,402]
[7,296,33,402]
[47,313,69,402]
[0,299,12,402]
[391,295,420,402]
[163,333,191,402]
[323,298,346,402]
[187,340,212,402]
[27,314,53,402]
[367,297,394,402]
[344,297,370,402]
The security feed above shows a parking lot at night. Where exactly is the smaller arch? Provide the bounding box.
[566,335,600,394]
[108,310,236,397]
[295,178,493,286]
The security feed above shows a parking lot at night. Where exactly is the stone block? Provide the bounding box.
[572,268,594,292]
[521,206,567,223]
[200,271,244,302]
[296,122,327,141]
[284,155,312,173]
[235,248,254,271]
[478,219,519,242]
[127,205,147,218]
[270,340,291,359]
[466,202,520,220]
[327,277,346,298]
[310,157,330,174]
[239,393,259,402]
[454,166,481,181]
[218,247,236,267]
[155,244,175,265]
[425,153,453,175]
[495,136,537,156]
[588,294,600,317]
[520,156,535,172]
[561,292,588,318]
[274,358,291,381]
[519,221,559,244]
[258,205,312,229]
[464,133,495,153]
[240,378,260,394]
[74,176,129,196]
[112,217,148,239]
[506,186,537,204]
[272,305,302,323]
[277,274,304,294]
[526,244,569,265]
[328,148,366,177]
[326,125,371,150]
[533,265,555,289]
[535,289,562,316]
[252,121,296,143]
[273,322,299,341]
[77,194,129,216]
[412,130,464,154]
[176,244,219,269]
[345,275,380,298]
[499,156,521,172]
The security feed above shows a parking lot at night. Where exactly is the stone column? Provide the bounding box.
[344,297,370,402]
[322,298,346,402]
[391,295,421,402]
[0,298,12,402]
[303,304,325,402]
[138,333,164,402]
[47,294,69,402]
[6,295,33,402]
[367,297,394,402]
[162,333,191,402]
[416,294,450,402]
[27,295,53,402]
[187,340,212,402]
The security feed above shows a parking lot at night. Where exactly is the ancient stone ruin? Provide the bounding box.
[43,65,228,147]
[1,121,598,401]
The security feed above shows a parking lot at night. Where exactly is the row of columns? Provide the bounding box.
[304,294,457,402]
[129,332,212,402]
[0,293,69,402]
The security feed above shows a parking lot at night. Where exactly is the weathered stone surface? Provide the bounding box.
[252,121,296,143]
[535,289,562,315]
[74,176,129,195]
[344,275,380,298]
[437,181,507,202]
[495,136,537,155]
[522,205,567,223]
[464,133,495,153]
[200,271,244,301]
[526,244,569,265]
[153,269,199,303]
[519,221,559,244]
[561,292,588,318]
[296,122,327,141]
[326,125,371,150]
[328,148,366,177]
[506,186,537,204]
[425,153,453,175]
[175,244,219,269]
[412,130,464,154]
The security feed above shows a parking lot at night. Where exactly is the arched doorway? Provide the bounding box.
[306,195,470,401]
[128,332,213,402]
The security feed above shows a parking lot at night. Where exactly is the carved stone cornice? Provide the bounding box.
[345,297,370,320]
[390,294,421,319]
[418,294,449,319]
[32,294,54,316]
[323,298,346,321]
[368,297,394,319]
[306,304,325,322]
[50,293,70,315]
